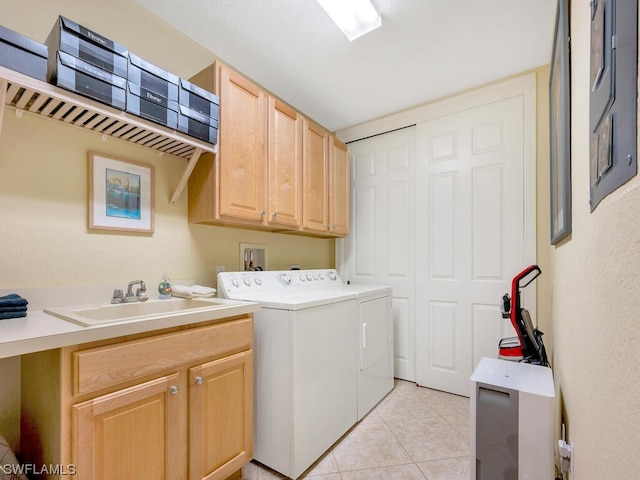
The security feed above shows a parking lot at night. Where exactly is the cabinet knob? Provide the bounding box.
[259,210,266,216]
[195,376,204,385]
[170,385,179,395]
[271,212,277,218]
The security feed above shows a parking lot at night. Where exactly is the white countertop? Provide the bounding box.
[0,296,260,360]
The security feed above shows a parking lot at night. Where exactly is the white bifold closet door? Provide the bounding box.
[415,96,526,396]
[338,75,535,395]
[339,127,417,382]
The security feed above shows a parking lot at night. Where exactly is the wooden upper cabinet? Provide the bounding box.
[188,61,348,236]
[301,121,350,237]
[302,118,330,233]
[217,64,268,223]
[329,137,350,236]
[267,98,302,228]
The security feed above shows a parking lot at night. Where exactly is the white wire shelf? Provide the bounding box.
[0,65,216,205]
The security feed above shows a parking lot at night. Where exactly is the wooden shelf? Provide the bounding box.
[0,65,216,205]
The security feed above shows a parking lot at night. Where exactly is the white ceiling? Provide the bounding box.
[136,0,557,132]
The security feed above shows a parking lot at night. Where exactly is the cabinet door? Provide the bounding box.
[72,373,185,480]
[302,118,329,233]
[268,98,303,228]
[188,350,253,480]
[217,64,267,223]
[329,136,350,236]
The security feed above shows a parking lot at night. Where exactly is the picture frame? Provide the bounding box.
[88,152,155,233]
[549,0,571,245]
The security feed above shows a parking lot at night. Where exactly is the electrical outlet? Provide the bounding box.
[569,438,574,479]
[558,424,573,479]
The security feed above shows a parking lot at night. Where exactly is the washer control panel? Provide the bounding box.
[217,269,341,297]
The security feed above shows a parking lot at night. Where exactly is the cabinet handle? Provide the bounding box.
[170,385,179,395]
[195,376,204,385]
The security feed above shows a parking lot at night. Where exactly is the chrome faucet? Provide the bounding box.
[111,280,149,304]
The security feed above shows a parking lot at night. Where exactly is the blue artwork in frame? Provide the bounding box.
[105,168,142,220]
[89,152,154,233]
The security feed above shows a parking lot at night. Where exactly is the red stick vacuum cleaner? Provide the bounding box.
[498,265,549,366]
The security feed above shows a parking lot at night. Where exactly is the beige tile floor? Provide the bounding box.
[242,379,471,480]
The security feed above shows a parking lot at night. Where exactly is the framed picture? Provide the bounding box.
[549,0,571,245]
[88,152,155,233]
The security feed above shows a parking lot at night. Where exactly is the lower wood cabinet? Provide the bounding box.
[21,316,254,480]
[188,351,253,480]
[72,373,185,480]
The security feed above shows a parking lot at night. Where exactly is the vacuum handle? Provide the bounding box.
[500,294,511,318]
[515,264,542,289]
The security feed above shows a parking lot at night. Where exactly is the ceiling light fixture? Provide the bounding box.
[316,0,381,41]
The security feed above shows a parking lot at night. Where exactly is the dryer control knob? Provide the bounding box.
[281,273,292,285]
[254,276,262,285]
[306,273,313,281]
[319,273,325,280]
[232,277,240,287]
[328,271,337,281]
[244,277,252,286]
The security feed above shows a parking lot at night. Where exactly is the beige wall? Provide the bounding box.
[0,0,334,451]
[548,2,640,479]
[0,0,334,288]
[0,0,335,288]
[0,113,334,290]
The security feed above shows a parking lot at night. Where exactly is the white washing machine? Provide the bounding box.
[217,270,359,479]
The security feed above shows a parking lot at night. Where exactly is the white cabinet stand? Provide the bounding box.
[470,357,555,480]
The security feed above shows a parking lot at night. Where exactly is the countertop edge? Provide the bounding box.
[0,301,261,360]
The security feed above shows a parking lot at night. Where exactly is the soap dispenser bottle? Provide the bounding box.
[158,273,172,299]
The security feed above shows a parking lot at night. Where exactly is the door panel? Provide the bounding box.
[339,127,416,381]
[429,173,457,278]
[416,96,524,396]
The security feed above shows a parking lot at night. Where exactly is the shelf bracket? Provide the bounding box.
[170,147,204,205]
[0,79,8,137]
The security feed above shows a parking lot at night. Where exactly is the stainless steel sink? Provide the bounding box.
[45,297,234,327]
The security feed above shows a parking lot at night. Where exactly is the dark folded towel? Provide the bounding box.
[0,294,28,308]
[0,311,27,320]
[0,306,27,313]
